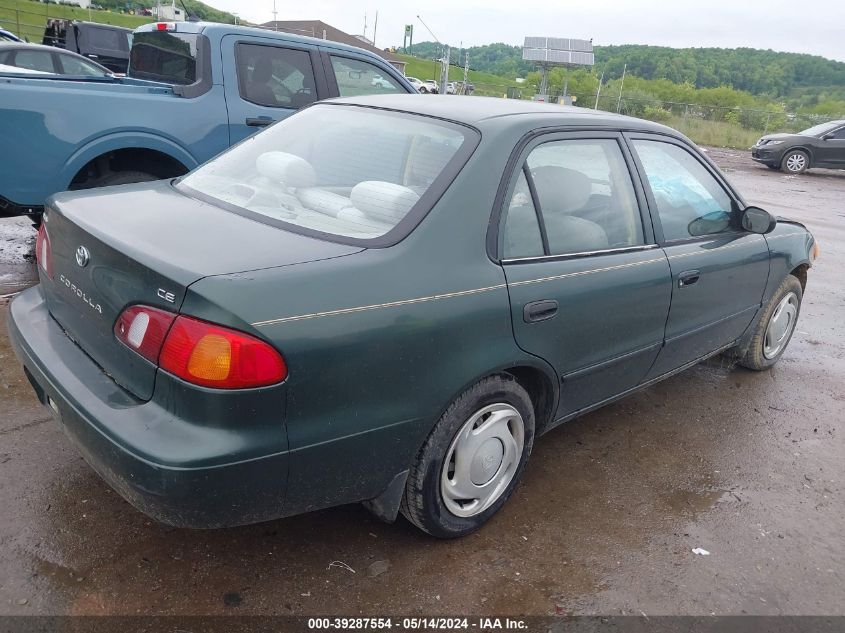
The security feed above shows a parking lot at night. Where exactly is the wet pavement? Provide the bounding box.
[0,150,843,616]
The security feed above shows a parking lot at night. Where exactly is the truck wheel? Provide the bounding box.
[739,276,803,371]
[781,150,809,174]
[92,171,158,188]
[401,375,535,538]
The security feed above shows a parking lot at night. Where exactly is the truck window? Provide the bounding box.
[128,31,198,85]
[329,56,407,96]
[236,43,318,110]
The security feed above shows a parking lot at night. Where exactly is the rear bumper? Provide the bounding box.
[6,286,291,528]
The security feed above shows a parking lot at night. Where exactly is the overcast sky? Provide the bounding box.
[209,0,845,62]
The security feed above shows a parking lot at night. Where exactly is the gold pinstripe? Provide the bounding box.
[252,257,666,328]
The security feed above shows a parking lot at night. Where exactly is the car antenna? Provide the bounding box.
[178,0,201,22]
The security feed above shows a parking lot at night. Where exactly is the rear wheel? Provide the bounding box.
[781,150,809,174]
[401,375,535,538]
[739,276,803,370]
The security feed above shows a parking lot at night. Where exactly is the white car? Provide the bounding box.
[370,74,394,89]
[405,76,439,94]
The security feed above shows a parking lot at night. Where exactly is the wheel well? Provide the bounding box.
[784,146,813,165]
[504,366,557,434]
[70,148,189,189]
[790,263,809,291]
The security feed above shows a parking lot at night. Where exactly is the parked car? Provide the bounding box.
[42,20,131,74]
[371,74,396,89]
[404,75,426,91]
[446,81,456,95]
[421,79,439,94]
[0,28,22,42]
[0,21,415,220]
[751,120,845,173]
[0,43,111,76]
[8,96,817,537]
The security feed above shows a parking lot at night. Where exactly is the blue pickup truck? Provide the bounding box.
[0,21,415,219]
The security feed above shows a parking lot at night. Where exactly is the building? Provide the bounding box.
[260,20,406,74]
[151,2,186,22]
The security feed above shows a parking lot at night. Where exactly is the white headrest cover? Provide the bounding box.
[255,152,316,188]
[350,181,420,224]
[296,188,354,218]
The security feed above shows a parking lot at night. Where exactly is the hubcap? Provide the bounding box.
[786,153,806,172]
[763,292,799,359]
[440,403,525,518]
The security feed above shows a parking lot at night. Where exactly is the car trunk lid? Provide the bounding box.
[40,181,362,400]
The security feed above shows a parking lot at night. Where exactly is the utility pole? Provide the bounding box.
[462,50,469,95]
[372,11,378,47]
[616,63,627,113]
[271,0,277,29]
[594,70,604,109]
[416,14,447,91]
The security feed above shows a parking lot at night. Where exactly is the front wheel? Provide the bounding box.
[739,275,803,370]
[401,375,535,538]
[781,150,809,174]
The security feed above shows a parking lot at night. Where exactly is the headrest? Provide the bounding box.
[255,152,316,188]
[296,187,354,217]
[350,181,420,224]
[529,166,592,214]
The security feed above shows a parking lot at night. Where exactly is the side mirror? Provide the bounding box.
[688,210,731,237]
[741,206,777,234]
[821,133,835,141]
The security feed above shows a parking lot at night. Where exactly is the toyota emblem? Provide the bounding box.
[75,246,90,268]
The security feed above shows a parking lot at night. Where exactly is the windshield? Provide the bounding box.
[128,31,198,85]
[799,121,841,137]
[179,105,475,244]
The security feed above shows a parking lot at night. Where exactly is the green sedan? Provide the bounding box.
[8,95,818,538]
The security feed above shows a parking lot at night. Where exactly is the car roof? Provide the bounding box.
[324,94,681,135]
[135,21,394,60]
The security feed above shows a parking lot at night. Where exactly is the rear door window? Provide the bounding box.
[11,49,56,73]
[236,43,318,109]
[329,56,407,96]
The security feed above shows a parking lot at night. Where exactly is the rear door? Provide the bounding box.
[499,132,672,419]
[626,134,770,378]
[221,34,329,144]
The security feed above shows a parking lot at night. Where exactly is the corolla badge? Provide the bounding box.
[75,246,90,268]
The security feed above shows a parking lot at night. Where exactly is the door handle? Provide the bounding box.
[523,300,559,323]
[246,117,275,127]
[678,270,701,287]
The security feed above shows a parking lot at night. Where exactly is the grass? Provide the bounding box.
[0,0,152,43]
[664,116,761,150]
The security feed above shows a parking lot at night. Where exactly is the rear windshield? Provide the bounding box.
[179,105,476,245]
[128,31,198,84]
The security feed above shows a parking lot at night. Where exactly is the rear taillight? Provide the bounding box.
[35,223,53,279]
[114,305,177,363]
[114,305,287,389]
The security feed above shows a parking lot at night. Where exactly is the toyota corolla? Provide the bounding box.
[8,96,817,537]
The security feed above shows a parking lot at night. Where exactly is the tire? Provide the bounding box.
[780,150,809,174]
[401,375,535,538]
[89,170,158,189]
[739,275,803,371]
[419,87,428,94]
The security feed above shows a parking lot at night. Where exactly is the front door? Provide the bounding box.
[220,35,328,144]
[627,135,771,378]
[499,133,673,419]
[814,125,845,166]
